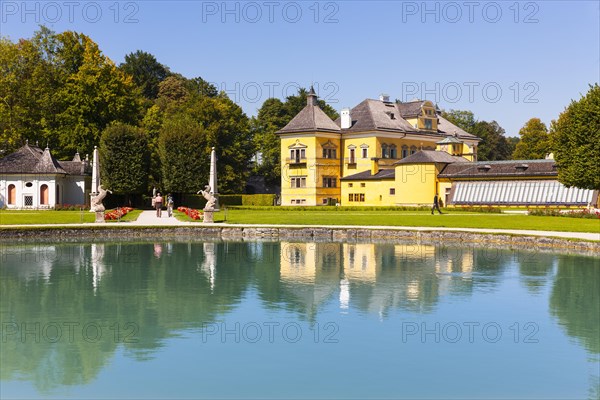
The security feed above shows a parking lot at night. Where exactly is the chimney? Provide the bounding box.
[371,158,379,176]
[307,86,318,106]
[341,108,352,129]
[379,94,390,103]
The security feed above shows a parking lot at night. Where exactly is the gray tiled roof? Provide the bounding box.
[397,100,426,118]
[341,168,395,181]
[277,104,341,134]
[336,99,416,133]
[34,147,67,174]
[0,144,88,175]
[439,159,558,178]
[394,150,468,165]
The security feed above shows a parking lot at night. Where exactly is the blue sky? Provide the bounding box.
[1,0,598,136]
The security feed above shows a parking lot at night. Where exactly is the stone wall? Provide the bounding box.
[0,226,597,255]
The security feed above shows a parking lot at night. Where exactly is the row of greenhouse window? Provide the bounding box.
[452,181,595,205]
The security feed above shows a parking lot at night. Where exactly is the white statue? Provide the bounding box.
[91,185,112,212]
[198,185,216,211]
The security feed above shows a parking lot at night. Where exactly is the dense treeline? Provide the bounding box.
[1,28,597,193]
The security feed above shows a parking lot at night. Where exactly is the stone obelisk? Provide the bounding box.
[90,146,100,208]
[209,147,219,211]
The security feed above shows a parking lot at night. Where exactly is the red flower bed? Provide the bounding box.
[104,207,134,221]
[177,206,203,220]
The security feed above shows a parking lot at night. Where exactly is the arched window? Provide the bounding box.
[40,184,49,205]
[381,144,389,158]
[390,145,397,159]
[410,145,417,155]
[7,184,16,205]
[402,146,409,159]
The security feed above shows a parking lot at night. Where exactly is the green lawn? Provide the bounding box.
[1,208,598,234]
[219,209,600,233]
[0,210,95,225]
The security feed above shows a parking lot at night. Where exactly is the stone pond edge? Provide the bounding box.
[0,225,598,255]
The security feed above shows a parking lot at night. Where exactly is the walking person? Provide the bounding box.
[155,192,163,217]
[432,193,443,215]
[167,194,174,217]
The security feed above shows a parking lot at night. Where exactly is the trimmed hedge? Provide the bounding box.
[180,194,277,209]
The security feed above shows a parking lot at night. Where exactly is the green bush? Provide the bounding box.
[529,208,600,219]
[179,194,276,208]
[242,194,277,206]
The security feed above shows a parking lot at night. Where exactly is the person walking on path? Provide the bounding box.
[167,194,174,217]
[432,193,443,215]
[155,193,163,217]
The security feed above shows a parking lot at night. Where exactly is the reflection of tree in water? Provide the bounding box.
[550,255,599,355]
[0,241,252,392]
[517,251,556,294]
[549,255,600,400]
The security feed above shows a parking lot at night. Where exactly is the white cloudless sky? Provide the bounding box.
[1,0,599,136]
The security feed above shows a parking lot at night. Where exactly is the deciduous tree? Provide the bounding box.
[512,118,549,160]
[550,84,600,190]
[100,122,150,200]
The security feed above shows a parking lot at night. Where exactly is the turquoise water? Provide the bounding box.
[0,240,598,399]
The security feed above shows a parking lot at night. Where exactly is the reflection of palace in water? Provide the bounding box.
[1,240,597,394]
[279,242,477,317]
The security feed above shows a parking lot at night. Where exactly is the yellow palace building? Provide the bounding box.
[277,88,598,207]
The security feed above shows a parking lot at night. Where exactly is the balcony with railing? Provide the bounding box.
[286,157,307,166]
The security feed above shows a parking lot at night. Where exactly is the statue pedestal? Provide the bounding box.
[95,212,105,223]
[203,211,214,223]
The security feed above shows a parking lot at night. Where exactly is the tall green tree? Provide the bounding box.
[178,94,254,193]
[120,50,169,100]
[550,84,600,190]
[251,98,288,185]
[443,110,512,161]
[0,27,143,158]
[512,118,550,160]
[441,109,476,132]
[471,121,512,161]
[99,122,149,200]
[158,115,207,194]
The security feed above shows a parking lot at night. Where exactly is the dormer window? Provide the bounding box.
[515,164,529,171]
[424,118,433,130]
[477,165,491,172]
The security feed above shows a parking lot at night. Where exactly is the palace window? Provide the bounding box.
[348,183,353,188]
[322,148,337,159]
[390,145,397,159]
[381,144,389,158]
[362,148,368,158]
[410,145,417,155]
[24,195,33,207]
[360,183,366,188]
[290,148,306,162]
[402,146,409,158]
[323,177,337,188]
[348,148,356,164]
[291,177,306,188]
[390,188,396,195]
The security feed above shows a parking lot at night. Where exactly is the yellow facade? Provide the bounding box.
[278,96,482,207]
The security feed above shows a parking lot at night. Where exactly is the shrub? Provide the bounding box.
[529,208,600,219]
